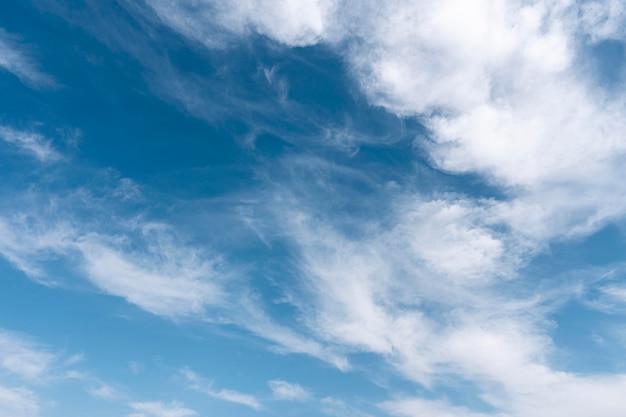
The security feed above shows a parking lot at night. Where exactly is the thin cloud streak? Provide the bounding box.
[0,29,56,89]
[0,125,62,162]
[181,367,261,410]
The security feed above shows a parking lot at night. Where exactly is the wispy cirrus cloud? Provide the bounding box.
[144,0,337,47]
[0,386,39,417]
[0,125,62,162]
[0,29,56,89]
[268,380,311,401]
[181,367,261,410]
[0,212,226,317]
[0,329,56,381]
[128,401,197,417]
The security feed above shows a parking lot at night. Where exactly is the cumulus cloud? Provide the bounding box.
[268,380,311,401]
[0,29,56,89]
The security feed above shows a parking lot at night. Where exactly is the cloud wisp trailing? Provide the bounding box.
[181,367,261,410]
[0,329,56,381]
[0,28,56,89]
[268,380,312,401]
[128,401,197,417]
[0,125,62,162]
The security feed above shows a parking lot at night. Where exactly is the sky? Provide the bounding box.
[2,0,626,416]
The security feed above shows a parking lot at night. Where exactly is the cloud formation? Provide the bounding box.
[182,367,261,410]
[0,330,56,380]
[268,380,311,401]
[0,126,62,162]
[0,29,56,89]
[0,386,39,417]
[128,402,197,417]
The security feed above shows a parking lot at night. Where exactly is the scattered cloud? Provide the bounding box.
[0,386,39,417]
[144,0,337,47]
[0,330,56,380]
[182,367,261,410]
[0,29,56,89]
[87,383,119,400]
[0,126,62,162]
[320,397,373,417]
[128,401,196,417]
[9,2,626,417]
[268,380,311,401]
[381,398,491,417]
[0,211,226,317]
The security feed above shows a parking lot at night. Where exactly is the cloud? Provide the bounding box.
[137,0,626,246]
[144,0,337,47]
[0,29,56,89]
[182,367,261,410]
[381,398,490,417]
[87,384,118,400]
[75,225,225,318]
[268,380,311,401]
[0,208,226,317]
[0,330,56,380]
[383,374,626,417]
[0,386,39,417]
[320,397,373,417]
[0,125,62,162]
[334,0,626,246]
[12,3,626,416]
[128,402,196,417]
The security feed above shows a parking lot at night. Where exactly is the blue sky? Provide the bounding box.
[2,0,626,416]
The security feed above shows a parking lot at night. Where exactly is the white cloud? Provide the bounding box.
[0,330,55,380]
[182,367,261,410]
[381,398,491,417]
[145,0,337,47]
[268,380,311,401]
[87,384,118,400]
[336,0,626,248]
[0,126,62,162]
[320,397,373,417]
[383,374,626,417]
[75,225,225,318]
[0,29,56,89]
[128,402,196,417]
[580,0,626,41]
[0,211,225,318]
[0,386,39,417]
[140,0,626,247]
